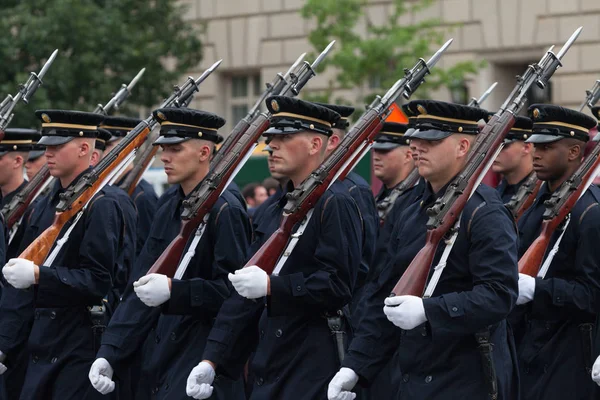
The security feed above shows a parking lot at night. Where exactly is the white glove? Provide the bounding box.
[2,258,36,289]
[133,273,171,307]
[88,358,115,395]
[228,266,268,299]
[186,361,216,399]
[592,355,600,386]
[383,295,427,330]
[516,273,536,305]
[327,367,359,400]
[0,350,7,375]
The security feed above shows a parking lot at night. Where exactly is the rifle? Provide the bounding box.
[94,68,146,115]
[146,43,335,278]
[244,40,452,276]
[519,116,600,278]
[504,172,542,221]
[0,49,58,133]
[377,83,497,224]
[1,69,147,235]
[18,60,222,266]
[505,78,600,222]
[391,27,582,297]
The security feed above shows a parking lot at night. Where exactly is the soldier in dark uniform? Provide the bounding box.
[186,96,363,400]
[0,129,40,261]
[25,139,47,181]
[0,110,134,399]
[492,116,535,203]
[89,107,250,400]
[328,100,519,400]
[372,123,414,204]
[100,116,159,259]
[512,105,600,400]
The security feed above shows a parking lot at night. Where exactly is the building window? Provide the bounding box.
[225,74,262,132]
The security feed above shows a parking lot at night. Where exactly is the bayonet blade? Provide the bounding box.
[37,49,58,81]
[310,41,335,71]
[285,53,306,78]
[556,26,582,60]
[195,59,223,85]
[476,82,498,106]
[126,68,146,92]
[426,38,453,69]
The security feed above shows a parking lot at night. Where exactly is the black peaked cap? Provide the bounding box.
[314,102,355,129]
[264,96,341,137]
[505,116,534,142]
[153,107,225,145]
[409,100,488,141]
[373,122,410,150]
[35,110,104,146]
[0,128,40,154]
[526,104,596,144]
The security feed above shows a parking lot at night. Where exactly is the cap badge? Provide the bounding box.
[157,111,167,121]
[417,105,427,115]
[41,113,51,123]
[533,108,540,119]
[271,100,280,112]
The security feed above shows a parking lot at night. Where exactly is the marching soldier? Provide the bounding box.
[99,116,159,259]
[328,100,519,400]
[372,122,414,204]
[89,107,250,400]
[186,96,363,400]
[512,105,600,400]
[0,129,40,260]
[0,110,134,399]
[25,139,47,181]
[491,116,534,203]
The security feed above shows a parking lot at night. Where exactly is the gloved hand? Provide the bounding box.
[88,358,115,395]
[591,355,600,386]
[186,361,216,399]
[133,273,171,307]
[228,266,269,299]
[2,258,37,289]
[516,273,535,305]
[383,295,427,330]
[0,350,7,375]
[328,367,359,400]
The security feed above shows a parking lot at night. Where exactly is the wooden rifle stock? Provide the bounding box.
[120,139,159,196]
[146,219,195,276]
[391,111,516,296]
[3,166,52,228]
[19,124,152,264]
[518,222,552,277]
[245,216,298,274]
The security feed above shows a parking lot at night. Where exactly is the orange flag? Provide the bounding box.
[385,103,408,123]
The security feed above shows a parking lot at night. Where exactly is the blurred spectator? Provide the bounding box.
[242,182,268,217]
[262,177,280,196]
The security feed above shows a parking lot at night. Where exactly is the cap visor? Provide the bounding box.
[410,129,453,141]
[38,136,74,146]
[263,127,304,136]
[0,150,7,157]
[153,136,190,145]
[525,134,563,144]
[372,142,401,150]
[404,128,416,138]
[108,135,121,143]
[28,150,45,160]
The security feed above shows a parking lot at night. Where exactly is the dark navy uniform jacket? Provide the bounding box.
[203,180,363,400]
[496,175,531,204]
[3,180,28,260]
[97,184,250,400]
[513,184,600,400]
[0,170,134,400]
[344,183,519,400]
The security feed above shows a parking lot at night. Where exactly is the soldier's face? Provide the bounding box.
[160,140,210,185]
[372,146,411,184]
[25,155,47,180]
[532,141,570,181]
[267,133,317,177]
[0,153,20,186]
[411,135,470,186]
[492,141,530,174]
[44,140,83,178]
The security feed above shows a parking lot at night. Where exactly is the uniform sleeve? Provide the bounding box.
[36,196,122,307]
[133,189,157,258]
[0,287,35,356]
[163,204,252,316]
[530,204,600,320]
[268,194,362,317]
[423,203,519,338]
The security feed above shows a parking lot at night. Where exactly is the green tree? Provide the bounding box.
[301,0,484,109]
[0,0,203,127]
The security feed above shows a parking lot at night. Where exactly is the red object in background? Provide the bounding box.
[482,170,501,188]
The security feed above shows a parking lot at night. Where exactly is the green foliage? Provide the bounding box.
[0,0,203,127]
[301,0,484,107]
